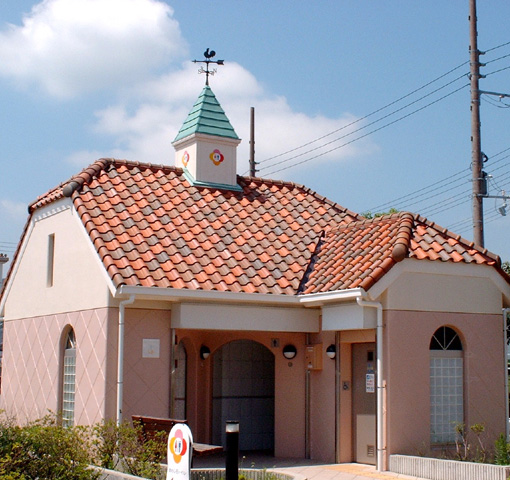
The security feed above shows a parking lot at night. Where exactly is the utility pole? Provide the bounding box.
[469,0,484,247]
[249,107,257,177]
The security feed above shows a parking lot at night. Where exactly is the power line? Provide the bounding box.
[369,146,510,213]
[245,61,469,174]
[263,84,468,176]
[485,40,510,53]
[259,76,468,173]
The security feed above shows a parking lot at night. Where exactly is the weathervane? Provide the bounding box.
[192,48,224,85]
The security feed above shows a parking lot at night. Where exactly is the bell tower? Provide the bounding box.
[172,50,241,191]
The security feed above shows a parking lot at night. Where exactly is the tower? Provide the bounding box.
[172,51,242,191]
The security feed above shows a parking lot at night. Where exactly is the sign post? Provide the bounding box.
[167,423,193,480]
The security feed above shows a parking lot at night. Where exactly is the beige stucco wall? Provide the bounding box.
[1,307,117,424]
[384,309,506,456]
[2,199,112,320]
[309,330,337,463]
[383,262,507,314]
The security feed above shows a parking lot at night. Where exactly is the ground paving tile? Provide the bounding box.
[192,454,429,480]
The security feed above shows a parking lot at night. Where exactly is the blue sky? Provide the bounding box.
[0,1,509,276]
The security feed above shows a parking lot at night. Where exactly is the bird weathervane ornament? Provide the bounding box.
[192,48,224,85]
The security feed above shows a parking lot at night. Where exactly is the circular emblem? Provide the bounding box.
[182,151,190,167]
[209,149,224,166]
[169,428,188,463]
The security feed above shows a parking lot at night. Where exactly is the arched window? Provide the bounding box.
[430,326,463,444]
[61,328,76,427]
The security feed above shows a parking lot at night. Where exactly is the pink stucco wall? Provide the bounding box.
[385,310,506,456]
[122,308,172,421]
[175,329,307,457]
[1,307,116,425]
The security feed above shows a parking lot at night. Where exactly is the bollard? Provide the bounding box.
[225,421,239,480]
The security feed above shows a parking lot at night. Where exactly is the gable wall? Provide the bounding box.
[383,262,505,314]
[2,199,112,320]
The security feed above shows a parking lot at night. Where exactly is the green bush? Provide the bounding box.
[494,433,510,465]
[0,413,168,479]
[92,419,167,480]
[0,414,98,479]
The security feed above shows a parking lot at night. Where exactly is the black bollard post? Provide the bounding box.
[225,420,239,480]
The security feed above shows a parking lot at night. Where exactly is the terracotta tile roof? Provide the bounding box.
[38,158,359,294]
[13,159,507,298]
[302,212,503,294]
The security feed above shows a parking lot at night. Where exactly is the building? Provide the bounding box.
[1,85,509,469]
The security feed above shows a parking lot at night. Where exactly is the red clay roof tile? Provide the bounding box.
[14,159,507,298]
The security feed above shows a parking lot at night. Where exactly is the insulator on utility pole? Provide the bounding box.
[469,0,485,247]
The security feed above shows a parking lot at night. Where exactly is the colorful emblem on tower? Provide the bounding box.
[210,149,224,166]
[181,151,190,167]
[169,428,188,464]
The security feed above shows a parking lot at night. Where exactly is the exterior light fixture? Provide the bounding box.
[326,344,336,359]
[282,344,297,359]
[200,345,210,360]
[498,201,507,216]
[225,421,240,480]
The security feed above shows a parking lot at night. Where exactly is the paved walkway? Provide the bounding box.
[193,454,429,480]
[273,463,427,480]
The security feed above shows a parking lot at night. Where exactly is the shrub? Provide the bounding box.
[494,433,510,465]
[92,419,167,480]
[0,413,98,479]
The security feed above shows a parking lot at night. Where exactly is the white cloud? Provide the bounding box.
[0,0,186,98]
[73,61,375,176]
[0,1,375,174]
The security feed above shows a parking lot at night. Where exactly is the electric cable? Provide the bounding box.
[251,61,470,172]
[262,84,469,176]
[485,64,510,77]
[368,146,510,214]
[259,77,468,174]
[485,40,510,53]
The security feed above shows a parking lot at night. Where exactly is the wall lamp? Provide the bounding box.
[326,344,336,359]
[200,345,211,360]
[282,344,297,359]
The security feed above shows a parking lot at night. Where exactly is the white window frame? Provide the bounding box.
[430,327,463,444]
[62,329,76,427]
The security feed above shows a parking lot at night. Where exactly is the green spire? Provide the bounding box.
[173,86,239,142]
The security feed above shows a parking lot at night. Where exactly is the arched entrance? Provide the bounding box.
[174,341,187,420]
[212,340,275,451]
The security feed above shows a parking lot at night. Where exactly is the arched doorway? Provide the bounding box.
[212,340,274,451]
[174,341,187,420]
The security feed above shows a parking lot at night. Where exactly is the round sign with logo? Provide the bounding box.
[167,423,193,480]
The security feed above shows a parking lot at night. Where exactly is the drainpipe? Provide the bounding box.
[357,297,384,471]
[117,294,135,426]
[305,332,311,459]
[503,308,510,441]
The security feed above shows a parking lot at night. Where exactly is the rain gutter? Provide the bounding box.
[116,294,135,426]
[116,285,367,306]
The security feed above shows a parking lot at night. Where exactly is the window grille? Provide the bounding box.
[430,326,463,444]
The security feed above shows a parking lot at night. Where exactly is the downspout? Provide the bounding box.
[503,308,510,441]
[305,332,311,459]
[357,297,384,471]
[117,294,135,426]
